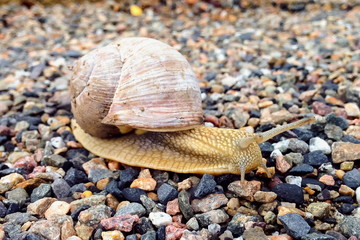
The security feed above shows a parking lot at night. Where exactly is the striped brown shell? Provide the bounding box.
[70,37,203,138]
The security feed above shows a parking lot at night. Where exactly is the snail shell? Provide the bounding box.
[70,37,203,138]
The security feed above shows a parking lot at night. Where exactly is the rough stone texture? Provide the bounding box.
[339,216,360,238]
[191,193,228,213]
[278,213,311,239]
[195,209,229,227]
[228,180,261,201]
[178,190,194,220]
[306,202,331,219]
[332,142,360,163]
[28,219,61,240]
[115,202,146,217]
[70,195,106,213]
[101,214,140,232]
[0,173,25,194]
[343,169,360,189]
[149,212,172,227]
[272,183,304,204]
[27,197,57,218]
[193,174,217,199]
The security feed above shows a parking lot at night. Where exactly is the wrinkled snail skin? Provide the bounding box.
[69,37,316,182]
[71,116,315,182]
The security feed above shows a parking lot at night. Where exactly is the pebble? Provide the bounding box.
[195,209,229,227]
[70,195,106,213]
[228,180,261,201]
[101,230,124,240]
[304,150,329,167]
[301,233,337,240]
[242,227,269,240]
[272,183,304,204]
[191,193,228,212]
[324,124,343,140]
[186,217,200,231]
[288,139,309,154]
[253,191,277,203]
[289,164,314,175]
[309,137,331,154]
[51,178,71,198]
[64,167,88,186]
[122,188,146,203]
[157,183,178,205]
[339,185,355,196]
[339,216,360,238]
[356,187,360,203]
[306,202,331,219]
[343,169,360,189]
[278,213,311,239]
[326,113,349,130]
[0,173,25,194]
[88,168,119,183]
[101,215,139,232]
[27,197,57,218]
[43,154,67,168]
[178,190,194,220]
[115,203,146,217]
[346,126,360,139]
[193,173,217,199]
[149,212,172,227]
[6,188,28,206]
[332,142,360,163]
[226,213,246,237]
[166,198,180,215]
[44,201,70,219]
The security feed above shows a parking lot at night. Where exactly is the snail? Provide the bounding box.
[70,37,315,182]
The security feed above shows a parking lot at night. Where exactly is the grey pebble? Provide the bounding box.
[195,209,229,227]
[157,183,178,205]
[5,188,28,206]
[194,173,217,199]
[288,139,309,154]
[30,184,52,202]
[178,190,194,220]
[88,168,119,183]
[300,233,337,240]
[343,169,360,189]
[339,216,360,238]
[186,217,199,231]
[51,178,71,198]
[43,154,67,168]
[140,195,156,213]
[278,213,311,239]
[115,202,146,217]
[141,230,156,240]
[324,124,343,141]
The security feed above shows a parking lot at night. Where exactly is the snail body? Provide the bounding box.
[70,37,315,182]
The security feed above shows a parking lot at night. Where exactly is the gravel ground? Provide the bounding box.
[0,1,360,240]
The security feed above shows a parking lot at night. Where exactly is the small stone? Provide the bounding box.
[165,223,186,240]
[88,169,118,183]
[122,188,146,203]
[326,113,349,130]
[82,158,108,175]
[344,103,360,118]
[243,227,268,240]
[5,188,28,206]
[51,178,71,198]
[43,154,67,168]
[319,175,335,186]
[264,211,276,224]
[44,201,70,219]
[325,231,347,240]
[275,155,292,173]
[288,139,309,154]
[119,168,139,188]
[339,216,360,238]
[284,152,304,165]
[338,203,356,215]
[195,209,229,227]
[254,191,277,203]
[140,195,156,213]
[178,190,194,220]
[289,164,314,175]
[115,202,146,217]
[303,150,329,167]
[7,152,30,164]
[324,124,343,140]
[309,138,331,154]
[340,161,354,171]
[307,202,331,219]
[70,195,106,212]
[356,187,360,203]
[101,215,139,232]
[191,193,228,213]
[130,169,156,191]
[228,180,261,201]
[101,230,125,240]
[0,173,25,194]
[186,217,199,231]
[78,204,112,225]
[166,198,180,215]
[300,233,337,240]
[50,136,66,149]
[194,174,217,199]
[157,183,178,204]
[343,169,360,189]
[64,168,88,186]
[278,213,311,239]
[141,230,156,240]
[27,198,57,218]
[339,184,355,196]
[149,212,172,227]
[312,101,332,116]
[226,213,247,237]
[28,220,61,240]
[346,126,360,139]
[272,183,304,204]
[332,142,360,163]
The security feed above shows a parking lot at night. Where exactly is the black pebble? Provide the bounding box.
[157,183,178,204]
[194,173,217,199]
[135,217,154,235]
[105,180,123,199]
[71,205,91,221]
[292,128,314,142]
[278,213,311,238]
[70,183,87,194]
[122,188,146,203]
[259,142,274,157]
[337,203,356,215]
[64,167,88,186]
[156,226,166,240]
[6,203,21,215]
[0,201,7,217]
[118,168,139,189]
[215,174,238,187]
[333,196,354,204]
[289,164,314,175]
[317,189,331,201]
[325,113,349,130]
[0,136,7,145]
[341,135,360,144]
[303,150,329,167]
[0,168,25,177]
[272,183,304,204]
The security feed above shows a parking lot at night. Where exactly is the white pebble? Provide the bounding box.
[50,136,66,149]
[285,176,302,187]
[149,212,172,227]
[309,137,331,154]
[356,187,360,204]
[272,139,290,153]
[270,149,283,159]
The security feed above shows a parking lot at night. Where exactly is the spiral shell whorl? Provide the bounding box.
[70,37,203,138]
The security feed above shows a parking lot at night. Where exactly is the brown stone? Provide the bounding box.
[27,197,57,218]
[254,191,277,203]
[166,198,180,215]
[346,126,360,139]
[319,174,335,186]
[191,193,228,213]
[228,180,261,201]
[312,101,332,116]
[332,142,360,163]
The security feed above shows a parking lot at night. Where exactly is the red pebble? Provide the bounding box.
[13,156,38,173]
[100,214,140,232]
[166,198,180,215]
[312,101,332,116]
[166,223,186,240]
